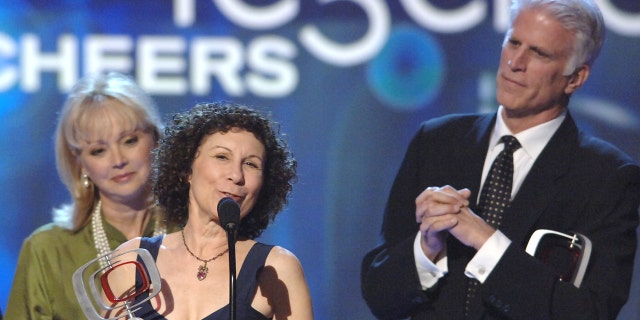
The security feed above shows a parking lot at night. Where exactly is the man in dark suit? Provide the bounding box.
[361,0,640,319]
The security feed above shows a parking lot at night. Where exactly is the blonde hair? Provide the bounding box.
[53,72,162,231]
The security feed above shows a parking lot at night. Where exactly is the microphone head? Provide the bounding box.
[217,197,240,230]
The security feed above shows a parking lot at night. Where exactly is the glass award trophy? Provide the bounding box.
[525,229,592,288]
[72,248,162,320]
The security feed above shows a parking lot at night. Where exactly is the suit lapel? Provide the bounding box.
[500,114,579,244]
[464,114,496,202]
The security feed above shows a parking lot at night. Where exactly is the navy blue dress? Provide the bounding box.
[132,236,273,320]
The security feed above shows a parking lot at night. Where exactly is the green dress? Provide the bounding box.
[5,215,165,320]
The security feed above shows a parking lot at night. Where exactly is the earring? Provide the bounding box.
[82,174,90,189]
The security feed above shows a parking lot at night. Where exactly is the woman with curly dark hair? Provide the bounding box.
[106,101,313,320]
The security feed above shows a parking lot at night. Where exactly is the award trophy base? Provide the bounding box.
[73,248,162,320]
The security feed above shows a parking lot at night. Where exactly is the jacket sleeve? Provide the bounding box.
[361,123,438,319]
[479,162,640,320]
[5,237,54,320]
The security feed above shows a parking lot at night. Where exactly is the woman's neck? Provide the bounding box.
[100,197,153,240]
[181,222,228,256]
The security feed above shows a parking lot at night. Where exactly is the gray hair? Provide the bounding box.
[506,0,605,75]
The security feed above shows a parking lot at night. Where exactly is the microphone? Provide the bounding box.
[218,196,240,231]
[217,196,239,320]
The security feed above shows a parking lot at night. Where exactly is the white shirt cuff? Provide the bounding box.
[464,230,511,283]
[414,232,448,289]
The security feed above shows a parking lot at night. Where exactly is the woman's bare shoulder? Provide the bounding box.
[265,245,305,274]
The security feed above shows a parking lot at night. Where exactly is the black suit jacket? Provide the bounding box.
[361,112,640,320]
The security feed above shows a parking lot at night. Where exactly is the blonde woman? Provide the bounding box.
[6,72,175,319]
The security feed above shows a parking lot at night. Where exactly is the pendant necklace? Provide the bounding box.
[92,199,166,270]
[181,228,229,281]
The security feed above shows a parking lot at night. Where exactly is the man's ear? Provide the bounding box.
[565,64,590,95]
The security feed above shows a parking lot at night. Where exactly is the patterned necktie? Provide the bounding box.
[464,135,521,317]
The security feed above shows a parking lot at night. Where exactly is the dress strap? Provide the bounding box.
[139,235,164,260]
[135,236,164,295]
[237,243,274,302]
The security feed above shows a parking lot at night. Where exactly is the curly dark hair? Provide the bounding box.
[153,101,297,239]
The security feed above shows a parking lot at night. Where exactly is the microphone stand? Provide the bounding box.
[218,196,240,320]
[225,225,237,320]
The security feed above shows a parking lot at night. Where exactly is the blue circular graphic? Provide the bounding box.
[366,25,445,112]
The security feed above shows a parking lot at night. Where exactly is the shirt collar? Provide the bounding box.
[490,105,565,159]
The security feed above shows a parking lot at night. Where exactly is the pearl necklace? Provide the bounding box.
[92,199,166,270]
